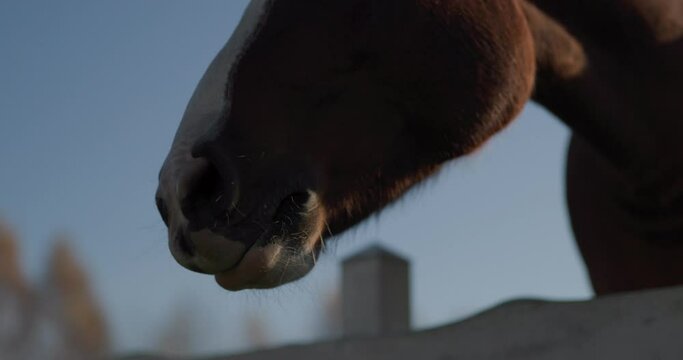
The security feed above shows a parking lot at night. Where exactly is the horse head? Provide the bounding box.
[156,0,538,290]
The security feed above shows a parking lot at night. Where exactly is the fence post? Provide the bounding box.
[341,244,411,337]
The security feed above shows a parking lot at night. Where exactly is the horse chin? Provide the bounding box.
[200,190,325,290]
[214,239,320,291]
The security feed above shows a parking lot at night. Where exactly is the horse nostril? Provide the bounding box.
[176,231,195,257]
[177,157,239,230]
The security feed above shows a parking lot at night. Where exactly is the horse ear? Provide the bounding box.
[521,2,587,81]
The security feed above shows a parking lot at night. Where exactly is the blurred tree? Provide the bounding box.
[0,221,36,360]
[0,221,29,293]
[245,311,270,349]
[156,301,197,357]
[43,236,110,359]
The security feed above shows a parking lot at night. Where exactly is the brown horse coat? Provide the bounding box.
[527,0,683,293]
[156,0,683,294]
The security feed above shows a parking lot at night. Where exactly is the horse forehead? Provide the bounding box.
[172,0,275,146]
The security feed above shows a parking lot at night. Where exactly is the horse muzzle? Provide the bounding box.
[157,152,325,289]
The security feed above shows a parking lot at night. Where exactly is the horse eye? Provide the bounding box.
[156,196,170,226]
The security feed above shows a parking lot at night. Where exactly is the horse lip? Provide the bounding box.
[172,190,314,276]
[215,244,285,290]
[213,191,320,289]
[198,191,313,273]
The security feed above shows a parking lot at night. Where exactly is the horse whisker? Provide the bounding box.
[324,220,333,238]
[320,234,327,252]
[278,256,292,285]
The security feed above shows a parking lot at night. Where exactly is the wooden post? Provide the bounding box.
[341,245,411,337]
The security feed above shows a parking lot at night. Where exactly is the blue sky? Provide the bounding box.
[0,0,592,355]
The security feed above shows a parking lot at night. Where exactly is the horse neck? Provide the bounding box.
[524,0,683,201]
[529,0,683,44]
